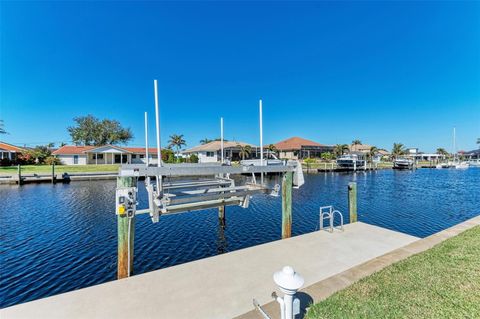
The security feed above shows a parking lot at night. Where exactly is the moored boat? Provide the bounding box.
[393,158,414,169]
[336,154,366,170]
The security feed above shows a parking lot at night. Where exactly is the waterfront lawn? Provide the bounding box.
[306,226,480,319]
[0,164,120,175]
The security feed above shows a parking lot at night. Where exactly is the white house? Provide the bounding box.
[183,141,257,163]
[52,145,159,165]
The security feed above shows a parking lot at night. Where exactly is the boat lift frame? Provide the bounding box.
[116,164,297,279]
[115,80,301,279]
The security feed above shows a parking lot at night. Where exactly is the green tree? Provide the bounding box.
[350,140,362,152]
[238,144,252,160]
[352,139,362,146]
[189,154,199,163]
[0,120,6,134]
[200,138,212,145]
[477,138,480,149]
[68,115,133,146]
[168,134,186,163]
[267,144,278,158]
[368,146,379,163]
[25,145,52,164]
[436,148,449,158]
[391,143,405,159]
[334,144,349,158]
[321,152,333,161]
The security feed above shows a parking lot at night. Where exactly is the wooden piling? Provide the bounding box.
[218,205,226,228]
[51,164,56,184]
[282,171,293,239]
[117,176,137,279]
[348,182,357,223]
[17,164,22,185]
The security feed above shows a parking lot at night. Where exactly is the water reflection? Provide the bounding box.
[1,168,479,308]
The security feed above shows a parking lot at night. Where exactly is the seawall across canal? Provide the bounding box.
[2,222,418,319]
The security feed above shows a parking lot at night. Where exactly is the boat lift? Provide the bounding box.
[114,80,304,279]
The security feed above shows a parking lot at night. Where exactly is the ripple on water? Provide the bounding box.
[1,168,479,308]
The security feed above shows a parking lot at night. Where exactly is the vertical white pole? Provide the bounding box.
[154,80,162,193]
[220,117,224,164]
[259,99,264,185]
[259,99,263,165]
[453,127,456,161]
[145,112,150,167]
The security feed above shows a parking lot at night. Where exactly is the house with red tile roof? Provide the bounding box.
[274,137,333,160]
[52,145,160,165]
[0,141,25,162]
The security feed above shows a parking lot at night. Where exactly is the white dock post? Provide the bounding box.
[220,117,224,164]
[259,99,264,185]
[145,112,149,167]
[154,79,162,193]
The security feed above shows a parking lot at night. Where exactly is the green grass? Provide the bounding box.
[306,226,480,319]
[0,164,120,175]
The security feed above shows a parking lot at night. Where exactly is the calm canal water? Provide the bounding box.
[1,168,479,308]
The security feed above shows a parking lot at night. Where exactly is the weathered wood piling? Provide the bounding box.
[17,164,22,185]
[282,171,293,238]
[117,176,137,279]
[218,205,226,228]
[348,182,357,223]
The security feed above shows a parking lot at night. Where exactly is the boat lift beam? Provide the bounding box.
[118,163,296,178]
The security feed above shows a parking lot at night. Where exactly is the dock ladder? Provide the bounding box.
[319,205,344,232]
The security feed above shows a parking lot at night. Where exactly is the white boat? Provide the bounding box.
[240,153,285,166]
[468,159,480,167]
[454,162,469,169]
[393,158,414,169]
[336,154,366,170]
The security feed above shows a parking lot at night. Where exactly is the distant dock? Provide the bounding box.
[0,171,117,185]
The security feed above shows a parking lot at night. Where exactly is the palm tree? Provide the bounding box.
[0,120,6,135]
[334,144,349,158]
[267,144,278,158]
[368,146,378,163]
[477,138,480,149]
[391,143,405,160]
[436,148,449,159]
[238,144,252,160]
[200,138,211,145]
[351,139,362,151]
[168,134,186,163]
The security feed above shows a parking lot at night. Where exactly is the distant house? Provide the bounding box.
[349,143,376,153]
[274,137,333,160]
[183,141,257,163]
[349,144,390,161]
[52,145,159,165]
[0,141,25,162]
[464,149,479,159]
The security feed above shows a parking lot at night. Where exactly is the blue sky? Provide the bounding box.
[1,1,479,152]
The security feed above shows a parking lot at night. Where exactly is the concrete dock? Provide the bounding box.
[2,222,418,319]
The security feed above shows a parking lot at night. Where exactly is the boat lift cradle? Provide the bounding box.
[119,162,303,223]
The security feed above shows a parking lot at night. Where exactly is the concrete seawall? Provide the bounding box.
[1,222,418,319]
